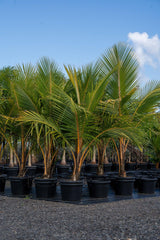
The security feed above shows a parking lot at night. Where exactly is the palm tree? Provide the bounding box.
[19,61,139,181]
[99,42,160,177]
[2,64,38,176]
[0,66,17,165]
[19,62,112,179]
[145,113,160,168]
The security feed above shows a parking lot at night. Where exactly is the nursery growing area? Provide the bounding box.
[0,42,160,202]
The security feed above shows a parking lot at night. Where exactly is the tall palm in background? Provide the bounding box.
[99,43,160,177]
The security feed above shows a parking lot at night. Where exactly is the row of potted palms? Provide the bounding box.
[0,42,160,201]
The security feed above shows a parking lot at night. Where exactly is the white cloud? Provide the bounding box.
[128,32,160,68]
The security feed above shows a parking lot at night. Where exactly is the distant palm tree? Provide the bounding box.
[146,114,160,168]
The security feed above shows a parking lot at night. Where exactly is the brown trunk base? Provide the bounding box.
[119,170,127,178]
[156,162,159,169]
[97,166,104,175]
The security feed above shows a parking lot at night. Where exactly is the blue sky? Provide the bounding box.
[0,0,160,84]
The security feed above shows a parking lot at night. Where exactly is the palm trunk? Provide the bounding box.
[3,140,6,163]
[0,141,3,163]
[104,151,109,164]
[28,153,32,167]
[156,162,159,169]
[60,149,66,165]
[31,152,37,164]
[9,147,14,167]
[97,144,104,175]
[119,138,126,177]
[18,126,26,177]
[43,151,48,178]
[14,154,17,166]
[13,138,17,166]
[91,146,96,164]
[72,170,80,181]
[9,136,14,167]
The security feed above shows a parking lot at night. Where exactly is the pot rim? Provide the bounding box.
[60,180,83,185]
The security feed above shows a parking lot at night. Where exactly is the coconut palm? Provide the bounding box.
[145,113,160,168]
[1,64,39,176]
[0,66,17,164]
[99,42,160,177]
[19,60,143,181]
[18,63,111,179]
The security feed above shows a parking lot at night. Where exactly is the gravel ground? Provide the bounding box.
[0,195,160,240]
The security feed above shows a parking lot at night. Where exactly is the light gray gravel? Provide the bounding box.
[0,196,160,240]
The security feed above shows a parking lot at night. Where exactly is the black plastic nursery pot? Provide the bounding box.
[137,177,157,194]
[134,175,143,188]
[0,166,4,175]
[4,166,19,177]
[60,180,83,201]
[25,166,37,177]
[114,177,135,196]
[35,163,44,176]
[147,163,156,170]
[85,164,98,174]
[9,176,33,196]
[111,163,119,172]
[0,174,7,192]
[125,163,137,171]
[35,178,57,199]
[86,173,109,181]
[56,164,70,175]
[79,164,86,176]
[137,163,148,170]
[103,163,112,172]
[87,179,110,198]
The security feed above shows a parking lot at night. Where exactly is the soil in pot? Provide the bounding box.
[9,176,33,196]
[34,178,57,199]
[60,180,83,201]
[137,177,157,194]
[114,177,135,195]
[87,179,110,198]
[0,174,7,193]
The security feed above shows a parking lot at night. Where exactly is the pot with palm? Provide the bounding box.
[56,147,71,177]
[33,127,59,199]
[17,47,160,200]
[99,43,160,195]
[19,62,115,201]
